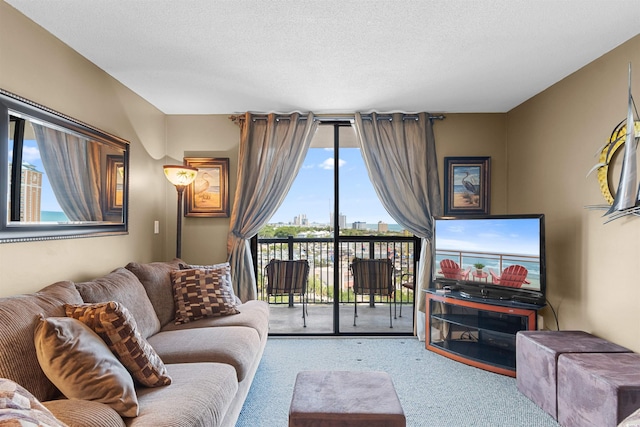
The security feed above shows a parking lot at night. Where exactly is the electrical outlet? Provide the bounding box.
[154,220,160,234]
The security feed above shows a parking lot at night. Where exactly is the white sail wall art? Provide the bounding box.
[587,63,640,223]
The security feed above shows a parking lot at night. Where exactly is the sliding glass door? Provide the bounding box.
[256,122,416,335]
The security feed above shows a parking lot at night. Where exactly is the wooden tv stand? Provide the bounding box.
[425,290,539,377]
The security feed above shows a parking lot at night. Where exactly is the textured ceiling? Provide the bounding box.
[5,0,640,114]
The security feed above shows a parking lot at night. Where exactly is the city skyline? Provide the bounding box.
[269,147,396,225]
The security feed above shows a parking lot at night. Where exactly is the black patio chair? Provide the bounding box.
[265,259,310,327]
[350,257,395,328]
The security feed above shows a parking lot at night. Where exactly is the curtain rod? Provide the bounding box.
[229,113,446,124]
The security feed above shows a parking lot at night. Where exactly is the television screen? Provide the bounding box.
[432,214,545,304]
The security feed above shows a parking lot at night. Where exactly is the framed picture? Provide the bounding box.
[183,157,230,217]
[443,156,490,215]
[105,155,124,214]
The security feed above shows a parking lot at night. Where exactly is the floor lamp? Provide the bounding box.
[163,165,198,259]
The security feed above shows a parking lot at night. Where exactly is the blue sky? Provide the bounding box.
[270,147,394,225]
[434,218,540,256]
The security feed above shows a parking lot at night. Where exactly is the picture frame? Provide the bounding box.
[105,155,124,214]
[183,157,230,218]
[443,156,490,216]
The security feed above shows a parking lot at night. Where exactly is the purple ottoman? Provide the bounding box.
[516,331,630,419]
[289,371,405,427]
[557,353,640,427]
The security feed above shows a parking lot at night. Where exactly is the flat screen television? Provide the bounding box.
[432,214,546,306]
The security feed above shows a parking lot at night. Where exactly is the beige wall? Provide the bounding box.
[507,35,640,351]
[434,113,508,214]
[0,3,168,296]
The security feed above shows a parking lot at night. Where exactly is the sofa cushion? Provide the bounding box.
[147,326,260,382]
[75,268,161,338]
[65,301,172,387]
[170,268,239,325]
[44,399,125,427]
[131,363,238,427]
[0,281,83,402]
[34,316,139,417]
[125,259,183,327]
[0,378,66,427]
[161,300,269,341]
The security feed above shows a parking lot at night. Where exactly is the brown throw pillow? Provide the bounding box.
[170,267,240,325]
[65,301,172,388]
[180,261,238,302]
[0,378,66,427]
[33,316,139,417]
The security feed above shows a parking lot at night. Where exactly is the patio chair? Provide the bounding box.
[489,264,530,288]
[438,259,471,280]
[350,258,395,328]
[265,259,310,327]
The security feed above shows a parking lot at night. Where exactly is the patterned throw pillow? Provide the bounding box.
[0,378,66,427]
[179,262,237,301]
[65,301,172,388]
[170,267,240,325]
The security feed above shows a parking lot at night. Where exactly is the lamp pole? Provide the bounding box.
[163,165,198,260]
[175,184,186,259]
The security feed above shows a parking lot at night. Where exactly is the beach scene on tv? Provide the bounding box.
[434,217,542,291]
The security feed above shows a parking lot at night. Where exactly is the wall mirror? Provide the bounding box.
[0,89,129,243]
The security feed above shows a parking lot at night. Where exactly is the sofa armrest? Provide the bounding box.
[44,399,125,427]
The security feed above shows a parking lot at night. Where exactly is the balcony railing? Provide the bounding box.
[254,235,418,307]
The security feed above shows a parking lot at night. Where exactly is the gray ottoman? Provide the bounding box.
[516,330,630,419]
[289,371,405,427]
[557,352,640,427]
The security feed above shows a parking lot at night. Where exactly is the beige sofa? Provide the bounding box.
[0,259,269,427]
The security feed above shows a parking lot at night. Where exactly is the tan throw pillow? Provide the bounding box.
[0,378,66,427]
[65,301,172,388]
[170,267,240,325]
[33,316,139,417]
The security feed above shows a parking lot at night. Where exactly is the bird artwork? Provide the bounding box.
[191,169,222,209]
[461,171,478,195]
[194,172,214,202]
[453,167,480,208]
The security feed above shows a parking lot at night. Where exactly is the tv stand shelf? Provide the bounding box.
[425,290,538,377]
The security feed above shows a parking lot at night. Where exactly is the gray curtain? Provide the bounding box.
[353,112,441,340]
[32,124,103,222]
[227,112,318,302]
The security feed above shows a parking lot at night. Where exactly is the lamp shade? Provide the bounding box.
[163,165,198,187]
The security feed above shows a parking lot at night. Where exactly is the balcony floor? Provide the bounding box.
[267,302,415,335]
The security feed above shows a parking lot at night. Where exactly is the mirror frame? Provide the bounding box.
[0,89,129,243]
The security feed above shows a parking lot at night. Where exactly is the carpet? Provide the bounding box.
[236,337,560,427]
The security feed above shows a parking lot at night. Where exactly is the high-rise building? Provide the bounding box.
[330,212,347,229]
[339,213,346,229]
[377,221,388,232]
[293,214,308,226]
[353,221,366,230]
[10,162,43,222]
